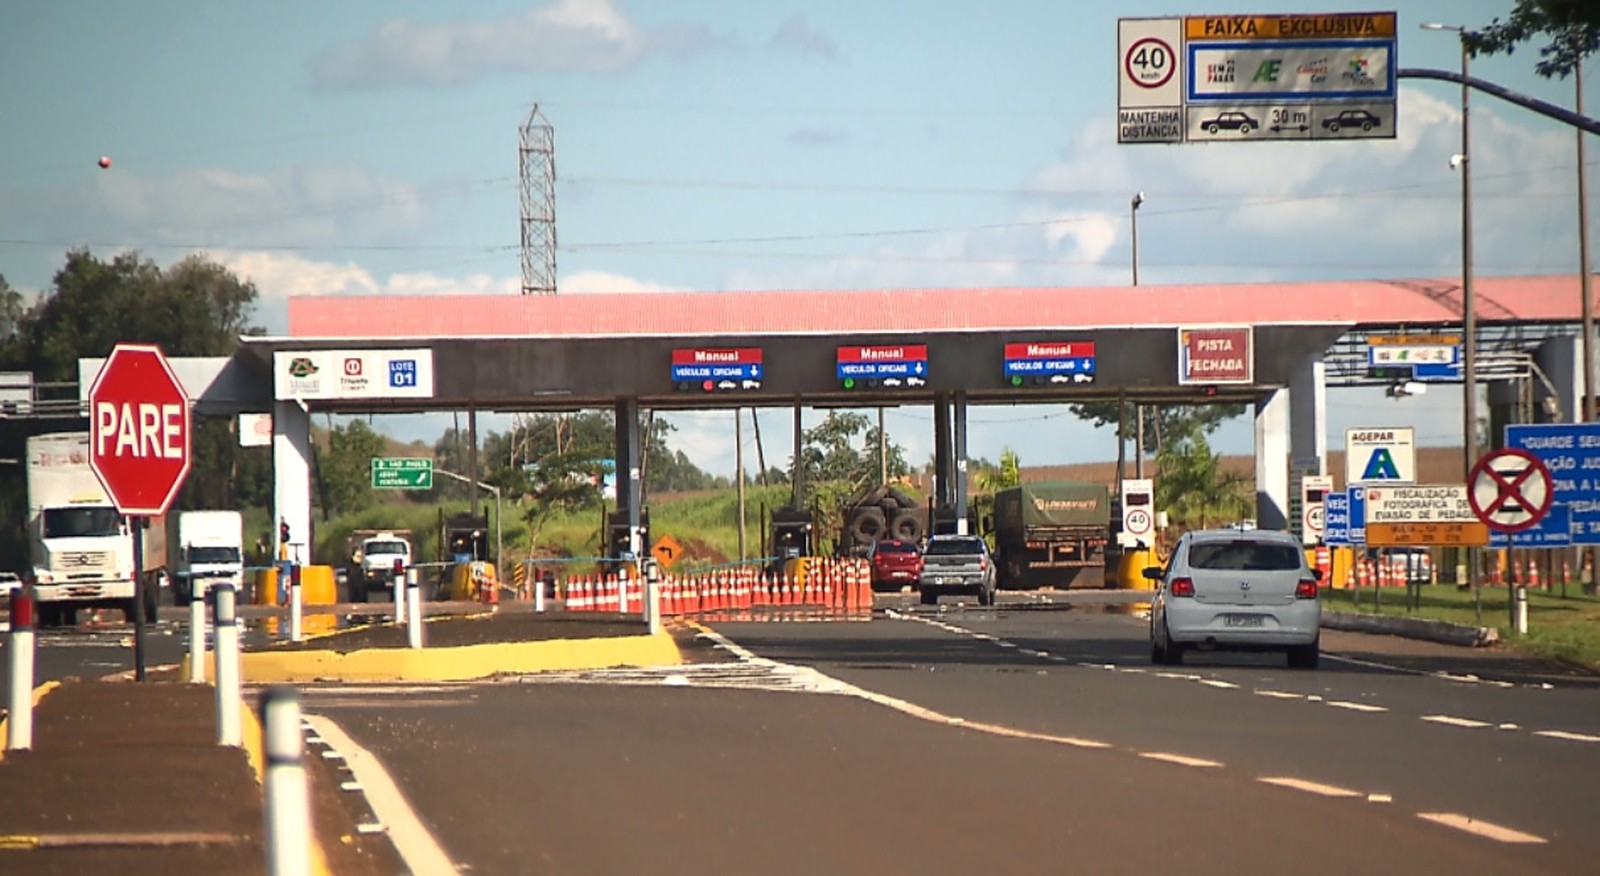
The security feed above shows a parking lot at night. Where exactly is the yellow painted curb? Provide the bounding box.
[231,632,683,683]
[0,680,60,764]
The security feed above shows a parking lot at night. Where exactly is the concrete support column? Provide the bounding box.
[953,392,970,533]
[791,399,805,508]
[1289,354,1328,474]
[614,397,643,555]
[933,393,953,506]
[272,400,314,565]
[1255,388,1290,530]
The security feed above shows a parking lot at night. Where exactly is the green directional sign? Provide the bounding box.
[372,457,433,490]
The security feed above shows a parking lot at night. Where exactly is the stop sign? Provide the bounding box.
[89,343,191,516]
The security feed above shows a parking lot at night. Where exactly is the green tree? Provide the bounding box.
[1467,1,1600,78]
[1153,420,1253,530]
[317,420,388,518]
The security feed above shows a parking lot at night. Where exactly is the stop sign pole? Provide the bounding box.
[88,343,192,681]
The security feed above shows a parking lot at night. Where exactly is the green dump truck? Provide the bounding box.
[988,481,1111,589]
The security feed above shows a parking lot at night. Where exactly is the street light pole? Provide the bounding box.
[1423,21,1479,619]
[1131,192,1145,479]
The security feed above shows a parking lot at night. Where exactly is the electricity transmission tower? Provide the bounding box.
[519,105,557,295]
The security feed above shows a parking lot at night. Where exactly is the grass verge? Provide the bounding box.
[1334,584,1600,670]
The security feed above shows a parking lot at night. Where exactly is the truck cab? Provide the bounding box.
[169,510,244,602]
[347,530,413,601]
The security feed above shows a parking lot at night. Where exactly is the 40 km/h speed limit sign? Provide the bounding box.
[1118,18,1183,144]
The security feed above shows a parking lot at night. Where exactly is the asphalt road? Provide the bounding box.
[288,595,1597,875]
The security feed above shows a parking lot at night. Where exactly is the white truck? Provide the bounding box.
[345,529,413,602]
[25,432,152,626]
[171,505,244,601]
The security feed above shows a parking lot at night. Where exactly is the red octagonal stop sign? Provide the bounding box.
[89,343,191,516]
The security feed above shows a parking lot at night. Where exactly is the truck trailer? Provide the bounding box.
[987,480,1111,589]
[25,431,152,625]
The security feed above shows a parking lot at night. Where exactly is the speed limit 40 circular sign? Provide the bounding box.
[1125,37,1176,89]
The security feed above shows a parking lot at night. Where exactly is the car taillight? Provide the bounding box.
[979,556,988,571]
[1170,577,1194,597]
[1295,578,1319,599]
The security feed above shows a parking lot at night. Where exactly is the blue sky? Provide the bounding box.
[2,1,1594,478]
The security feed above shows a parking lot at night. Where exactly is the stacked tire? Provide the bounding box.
[845,486,926,553]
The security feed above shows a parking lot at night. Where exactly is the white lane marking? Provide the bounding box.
[1199,679,1239,690]
[1416,812,1547,844]
[1155,672,1201,681]
[1325,701,1388,713]
[1368,793,1393,804]
[1536,729,1600,743]
[1497,723,1520,731]
[1255,690,1304,700]
[693,623,1113,749]
[304,715,457,875]
[1140,752,1223,769]
[1422,715,1493,729]
[1257,777,1362,798]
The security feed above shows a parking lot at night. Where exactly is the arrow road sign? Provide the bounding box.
[1469,448,1554,533]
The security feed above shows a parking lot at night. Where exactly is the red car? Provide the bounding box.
[868,539,923,590]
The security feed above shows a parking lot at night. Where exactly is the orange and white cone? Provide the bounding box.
[1528,558,1541,590]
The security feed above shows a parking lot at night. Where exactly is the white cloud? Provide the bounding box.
[769,14,837,58]
[310,0,719,90]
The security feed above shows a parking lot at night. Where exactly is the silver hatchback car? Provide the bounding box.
[1147,529,1322,669]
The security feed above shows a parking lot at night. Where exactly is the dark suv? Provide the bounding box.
[868,539,923,590]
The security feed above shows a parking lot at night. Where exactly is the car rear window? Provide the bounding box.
[875,541,918,555]
[1188,541,1302,571]
[924,538,986,556]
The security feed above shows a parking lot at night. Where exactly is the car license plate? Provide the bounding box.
[1224,614,1264,627]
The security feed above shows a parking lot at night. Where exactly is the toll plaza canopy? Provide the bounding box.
[241,274,1586,413]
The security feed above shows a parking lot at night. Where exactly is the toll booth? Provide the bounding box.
[442,512,490,564]
[770,507,814,563]
[606,508,651,562]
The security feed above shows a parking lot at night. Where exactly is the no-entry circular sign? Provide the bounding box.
[88,343,191,517]
[1468,448,1553,533]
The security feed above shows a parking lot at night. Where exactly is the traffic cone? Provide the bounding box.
[1562,558,1572,591]
[1528,558,1541,591]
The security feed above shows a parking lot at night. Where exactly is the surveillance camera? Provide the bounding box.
[1448,154,1466,170]
[1132,191,1145,208]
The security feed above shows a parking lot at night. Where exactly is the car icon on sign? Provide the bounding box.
[1321,109,1380,132]
[882,378,904,387]
[717,380,737,390]
[1201,111,1258,135]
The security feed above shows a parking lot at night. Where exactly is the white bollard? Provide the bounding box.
[1515,584,1529,636]
[646,565,662,635]
[261,686,311,876]
[406,568,423,649]
[214,585,242,747]
[288,569,303,643]
[533,566,546,614]
[618,566,632,615]
[6,586,36,751]
[392,569,406,624]
[188,589,206,684]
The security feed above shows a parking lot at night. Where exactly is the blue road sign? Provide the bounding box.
[1504,423,1600,545]
[1003,357,1096,376]
[1489,504,1572,548]
[837,360,927,379]
[1323,491,1350,546]
[672,363,761,381]
[1347,486,1366,546]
